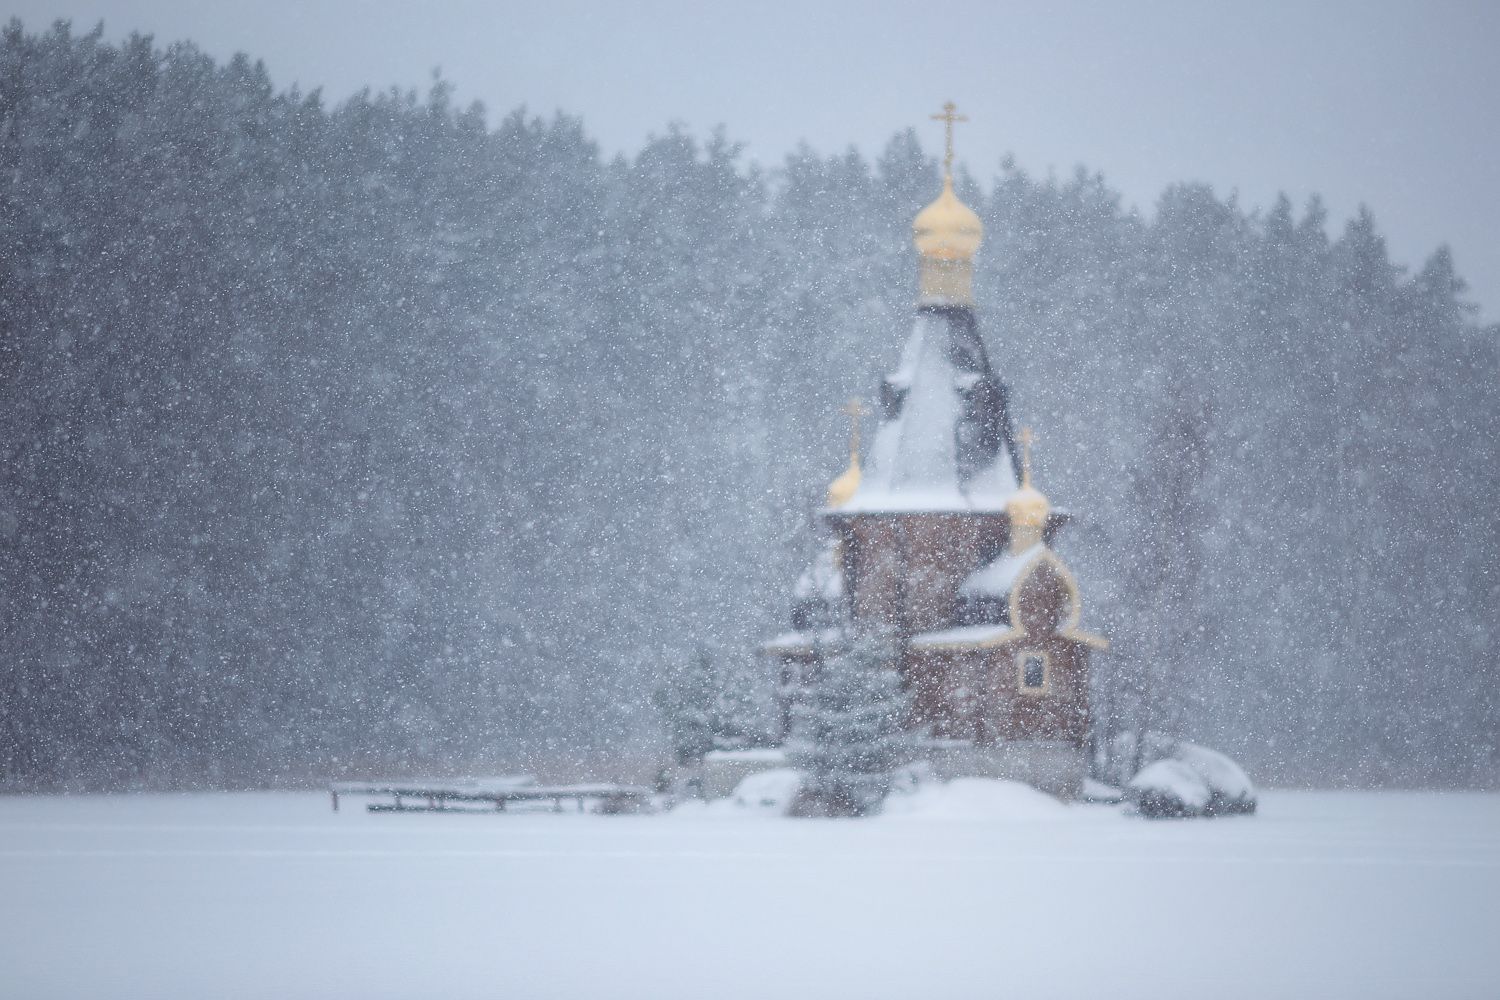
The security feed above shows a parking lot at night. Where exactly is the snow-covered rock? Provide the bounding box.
[1125,739,1258,819]
[1128,759,1212,818]
[1175,742,1257,816]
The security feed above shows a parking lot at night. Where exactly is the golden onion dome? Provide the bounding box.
[827,458,862,508]
[912,175,983,261]
[1007,427,1050,544]
[1006,481,1051,530]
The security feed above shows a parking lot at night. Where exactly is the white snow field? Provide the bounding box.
[2,784,1497,1000]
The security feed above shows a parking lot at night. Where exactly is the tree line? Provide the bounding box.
[2,21,1495,789]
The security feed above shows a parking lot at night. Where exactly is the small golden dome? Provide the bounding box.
[1006,482,1050,530]
[827,458,862,508]
[827,397,869,508]
[1007,426,1050,542]
[913,175,983,261]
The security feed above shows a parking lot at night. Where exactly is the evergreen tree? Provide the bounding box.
[791,627,915,817]
[652,651,717,766]
[710,654,778,752]
[1124,376,1214,761]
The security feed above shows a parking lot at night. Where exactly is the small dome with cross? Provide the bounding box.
[1006,426,1051,535]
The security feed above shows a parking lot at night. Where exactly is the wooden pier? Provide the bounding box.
[330,778,656,815]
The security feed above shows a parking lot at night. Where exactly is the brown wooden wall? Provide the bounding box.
[840,512,1009,635]
[900,558,1092,746]
[905,639,1091,746]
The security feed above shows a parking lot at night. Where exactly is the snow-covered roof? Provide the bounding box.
[703,747,789,765]
[908,623,1014,648]
[958,543,1045,598]
[841,311,1020,514]
[761,627,844,653]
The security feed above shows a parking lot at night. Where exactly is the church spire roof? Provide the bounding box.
[836,101,1021,514]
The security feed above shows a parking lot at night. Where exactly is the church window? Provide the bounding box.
[1017,650,1049,695]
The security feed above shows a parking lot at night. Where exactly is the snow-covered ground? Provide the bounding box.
[2,785,1497,999]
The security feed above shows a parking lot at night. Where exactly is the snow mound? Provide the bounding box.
[729,769,802,814]
[882,778,1069,822]
[1081,777,1125,804]
[671,768,803,818]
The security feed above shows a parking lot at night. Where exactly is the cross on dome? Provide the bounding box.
[930,100,968,177]
[1007,425,1051,544]
[913,101,982,289]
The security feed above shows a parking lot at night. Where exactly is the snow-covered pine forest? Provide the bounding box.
[3,22,1496,791]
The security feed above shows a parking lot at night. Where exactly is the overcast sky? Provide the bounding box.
[7,0,1498,320]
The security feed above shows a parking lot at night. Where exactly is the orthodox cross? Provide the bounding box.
[1018,425,1035,486]
[842,398,870,461]
[931,100,968,177]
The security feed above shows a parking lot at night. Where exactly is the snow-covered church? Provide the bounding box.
[764,104,1107,797]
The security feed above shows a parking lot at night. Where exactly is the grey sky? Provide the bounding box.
[7,0,1498,320]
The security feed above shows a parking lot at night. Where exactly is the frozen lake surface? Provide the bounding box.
[1,786,1496,999]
